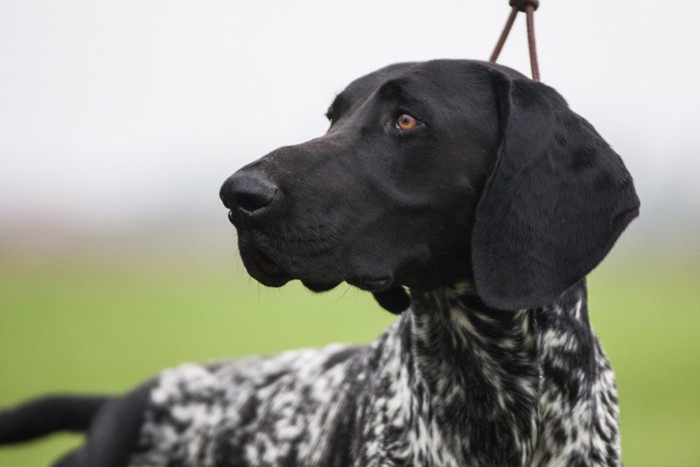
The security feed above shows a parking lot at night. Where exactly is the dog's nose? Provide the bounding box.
[220,171,279,215]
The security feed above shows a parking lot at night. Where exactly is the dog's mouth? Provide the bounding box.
[252,248,284,277]
[346,276,392,291]
[240,242,393,294]
[234,223,394,293]
[244,245,344,292]
[304,276,391,293]
[238,240,292,287]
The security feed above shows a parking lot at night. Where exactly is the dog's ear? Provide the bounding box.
[471,74,640,311]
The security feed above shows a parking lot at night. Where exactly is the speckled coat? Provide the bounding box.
[129,281,620,467]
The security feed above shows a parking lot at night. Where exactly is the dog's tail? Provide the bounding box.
[0,395,109,444]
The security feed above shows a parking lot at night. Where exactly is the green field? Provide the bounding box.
[1,252,699,466]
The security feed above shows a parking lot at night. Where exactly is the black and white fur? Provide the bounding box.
[0,60,639,466]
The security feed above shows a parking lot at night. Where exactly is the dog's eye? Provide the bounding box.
[394,113,419,131]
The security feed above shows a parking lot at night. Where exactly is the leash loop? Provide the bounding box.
[489,0,541,81]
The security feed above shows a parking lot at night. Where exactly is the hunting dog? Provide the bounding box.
[0,60,639,466]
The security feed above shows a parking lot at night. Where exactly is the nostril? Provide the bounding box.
[237,189,275,213]
[220,171,279,215]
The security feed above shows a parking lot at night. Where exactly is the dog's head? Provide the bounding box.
[220,60,639,311]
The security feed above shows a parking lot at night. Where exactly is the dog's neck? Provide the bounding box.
[388,280,606,465]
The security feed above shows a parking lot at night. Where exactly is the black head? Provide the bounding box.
[220,59,639,312]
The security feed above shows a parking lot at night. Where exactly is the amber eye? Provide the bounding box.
[395,113,418,130]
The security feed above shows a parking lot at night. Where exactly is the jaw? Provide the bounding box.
[236,228,401,294]
[234,214,475,297]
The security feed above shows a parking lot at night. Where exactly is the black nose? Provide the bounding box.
[220,171,279,215]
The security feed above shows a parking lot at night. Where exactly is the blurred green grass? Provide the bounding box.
[0,252,698,466]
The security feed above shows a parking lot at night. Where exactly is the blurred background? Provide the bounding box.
[1,0,698,465]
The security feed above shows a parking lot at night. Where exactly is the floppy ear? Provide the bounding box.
[471,75,640,311]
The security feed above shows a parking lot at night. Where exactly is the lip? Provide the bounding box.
[233,219,391,293]
[346,276,392,291]
[250,248,291,286]
[239,240,393,292]
[301,280,341,292]
[238,241,291,287]
[252,248,284,277]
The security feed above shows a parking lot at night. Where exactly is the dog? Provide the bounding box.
[0,59,639,466]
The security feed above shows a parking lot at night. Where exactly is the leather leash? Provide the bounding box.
[489,0,541,81]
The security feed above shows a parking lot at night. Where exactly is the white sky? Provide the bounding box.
[1,0,699,239]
